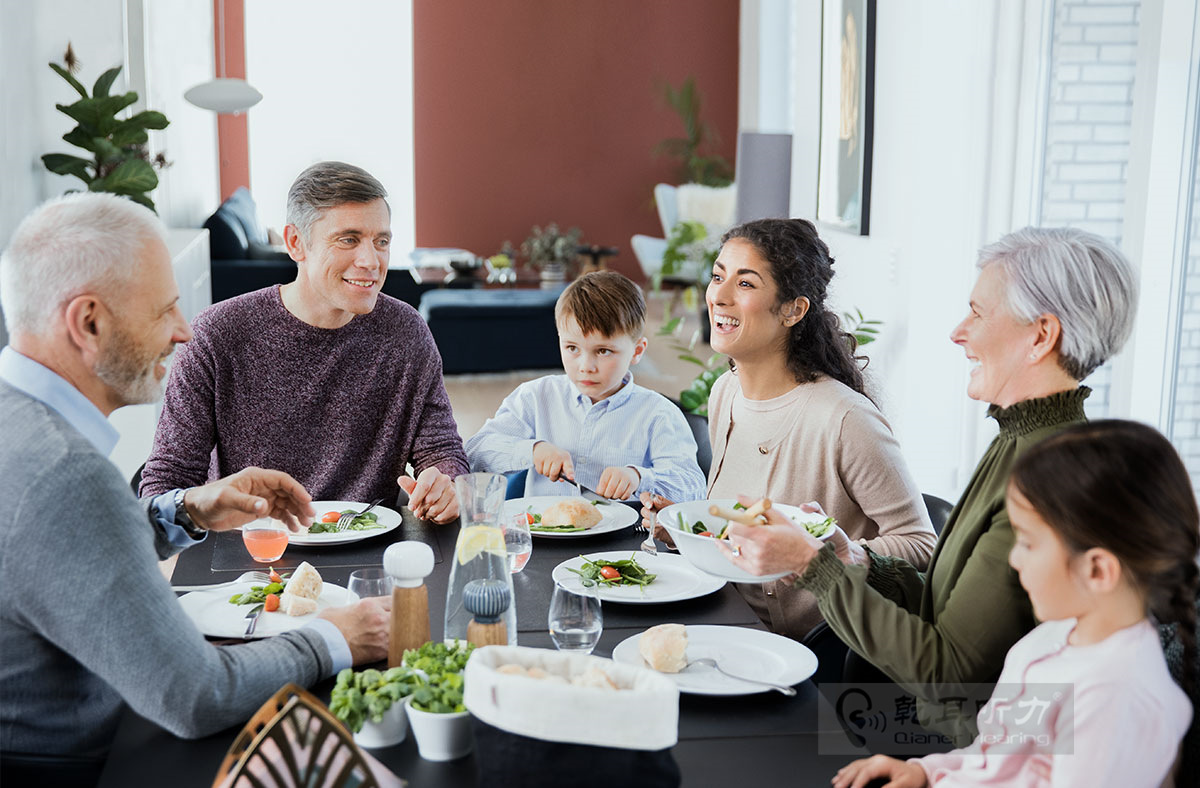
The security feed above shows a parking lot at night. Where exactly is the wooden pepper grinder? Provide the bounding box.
[383,541,435,667]
[463,578,511,647]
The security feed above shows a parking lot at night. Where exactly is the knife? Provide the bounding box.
[243,603,265,637]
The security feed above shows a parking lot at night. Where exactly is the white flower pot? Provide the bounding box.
[404,697,473,761]
[352,700,408,749]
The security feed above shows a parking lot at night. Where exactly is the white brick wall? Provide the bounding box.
[1038,0,1141,419]
[1172,159,1200,494]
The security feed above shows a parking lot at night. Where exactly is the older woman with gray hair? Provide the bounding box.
[723,226,1138,742]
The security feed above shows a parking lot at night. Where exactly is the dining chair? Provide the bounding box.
[212,683,382,788]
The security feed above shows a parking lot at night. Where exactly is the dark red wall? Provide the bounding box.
[413,0,740,280]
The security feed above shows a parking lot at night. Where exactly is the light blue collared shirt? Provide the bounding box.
[0,347,351,673]
[464,372,707,501]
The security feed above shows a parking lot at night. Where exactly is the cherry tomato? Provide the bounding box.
[526,513,536,525]
[599,565,622,580]
[268,568,282,584]
[697,531,714,538]
[321,511,340,523]
[264,593,280,612]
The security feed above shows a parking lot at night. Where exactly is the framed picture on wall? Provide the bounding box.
[817,0,876,235]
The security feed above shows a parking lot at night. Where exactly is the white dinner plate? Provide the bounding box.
[611,624,818,696]
[551,551,726,604]
[178,581,354,639]
[286,501,403,546]
[504,496,639,539]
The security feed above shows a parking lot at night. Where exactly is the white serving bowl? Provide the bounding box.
[657,499,833,583]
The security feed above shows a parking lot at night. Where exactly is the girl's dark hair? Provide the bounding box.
[1009,419,1200,695]
[721,218,867,397]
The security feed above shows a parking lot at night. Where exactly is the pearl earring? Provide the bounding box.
[1028,354,1036,360]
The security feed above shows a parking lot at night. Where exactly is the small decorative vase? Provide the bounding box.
[405,697,473,761]
[353,700,408,749]
[538,261,567,287]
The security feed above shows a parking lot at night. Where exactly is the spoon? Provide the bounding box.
[687,657,797,696]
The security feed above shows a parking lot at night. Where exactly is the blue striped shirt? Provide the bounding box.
[465,372,707,501]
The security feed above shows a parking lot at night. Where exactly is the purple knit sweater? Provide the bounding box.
[140,286,468,503]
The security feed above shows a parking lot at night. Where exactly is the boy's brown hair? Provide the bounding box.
[554,271,646,339]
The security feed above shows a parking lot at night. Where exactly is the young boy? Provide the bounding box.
[465,271,707,502]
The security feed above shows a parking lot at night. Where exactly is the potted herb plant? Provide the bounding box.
[402,640,476,761]
[329,665,419,748]
[521,223,582,285]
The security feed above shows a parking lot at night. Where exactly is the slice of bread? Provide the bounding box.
[279,561,323,617]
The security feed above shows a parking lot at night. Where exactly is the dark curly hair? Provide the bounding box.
[720,218,867,396]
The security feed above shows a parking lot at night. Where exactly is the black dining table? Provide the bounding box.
[97,508,867,787]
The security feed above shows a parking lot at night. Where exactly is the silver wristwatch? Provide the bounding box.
[173,487,205,539]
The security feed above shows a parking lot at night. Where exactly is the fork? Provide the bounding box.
[336,498,385,531]
[172,570,271,593]
[640,506,658,557]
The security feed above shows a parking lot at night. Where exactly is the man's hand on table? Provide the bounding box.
[398,467,458,523]
[320,595,392,665]
[184,467,315,533]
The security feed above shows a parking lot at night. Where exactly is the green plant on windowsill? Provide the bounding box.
[659,310,884,417]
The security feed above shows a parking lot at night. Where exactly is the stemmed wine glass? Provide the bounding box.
[548,581,602,654]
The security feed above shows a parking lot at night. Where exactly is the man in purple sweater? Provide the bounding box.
[141,162,467,522]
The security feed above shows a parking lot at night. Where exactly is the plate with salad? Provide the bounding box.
[177,580,354,639]
[551,550,725,604]
[286,500,403,546]
[503,496,640,539]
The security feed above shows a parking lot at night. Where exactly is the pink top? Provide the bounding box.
[914,618,1189,787]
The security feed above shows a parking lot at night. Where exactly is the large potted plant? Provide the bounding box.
[41,46,170,212]
[402,640,476,761]
[654,77,733,188]
[522,223,581,285]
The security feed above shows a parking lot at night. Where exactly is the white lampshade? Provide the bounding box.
[184,78,263,113]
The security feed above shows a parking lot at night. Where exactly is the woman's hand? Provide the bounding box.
[719,495,824,577]
[639,492,677,548]
[832,755,927,788]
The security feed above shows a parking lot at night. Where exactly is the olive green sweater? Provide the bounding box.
[798,388,1091,743]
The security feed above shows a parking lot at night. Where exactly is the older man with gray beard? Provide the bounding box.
[0,193,391,785]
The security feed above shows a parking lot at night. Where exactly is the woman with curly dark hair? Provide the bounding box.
[642,218,937,638]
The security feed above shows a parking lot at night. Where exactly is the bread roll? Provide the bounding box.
[639,623,688,673]
[541,498,602,529]
[571,666,618,690]
[280,561,323,617]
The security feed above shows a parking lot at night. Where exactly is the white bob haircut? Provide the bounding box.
[978,226,1138,381]
[1,192,165,336]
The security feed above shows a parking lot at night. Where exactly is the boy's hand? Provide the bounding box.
[597,466,640,500]
[532,441,575,483]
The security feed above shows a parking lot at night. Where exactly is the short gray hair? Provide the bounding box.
[285,161,388,241]
[1,193,165,336]
[978,227,1138,380]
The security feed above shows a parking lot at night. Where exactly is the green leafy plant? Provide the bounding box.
[658,220,719,288]
[842,308,883,348]
[330,666,419,733]
[403,640,475,714]
[521,224,582,270]
[41,52,170,213]
[658,316,725,416]
[654,77,733,187]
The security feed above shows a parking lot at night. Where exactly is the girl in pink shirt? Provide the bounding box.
[833,419,1196,788]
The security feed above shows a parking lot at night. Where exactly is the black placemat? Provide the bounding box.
[209,507,442,572]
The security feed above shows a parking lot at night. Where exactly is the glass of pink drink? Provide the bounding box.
[242,518,289,563]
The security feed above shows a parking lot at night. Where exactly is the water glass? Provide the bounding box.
[241,518,289,563]
[548,582,602,654]
[348,567,394,600]
[504,514,533,573]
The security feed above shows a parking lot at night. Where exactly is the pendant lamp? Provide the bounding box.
[185,0,262,114]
